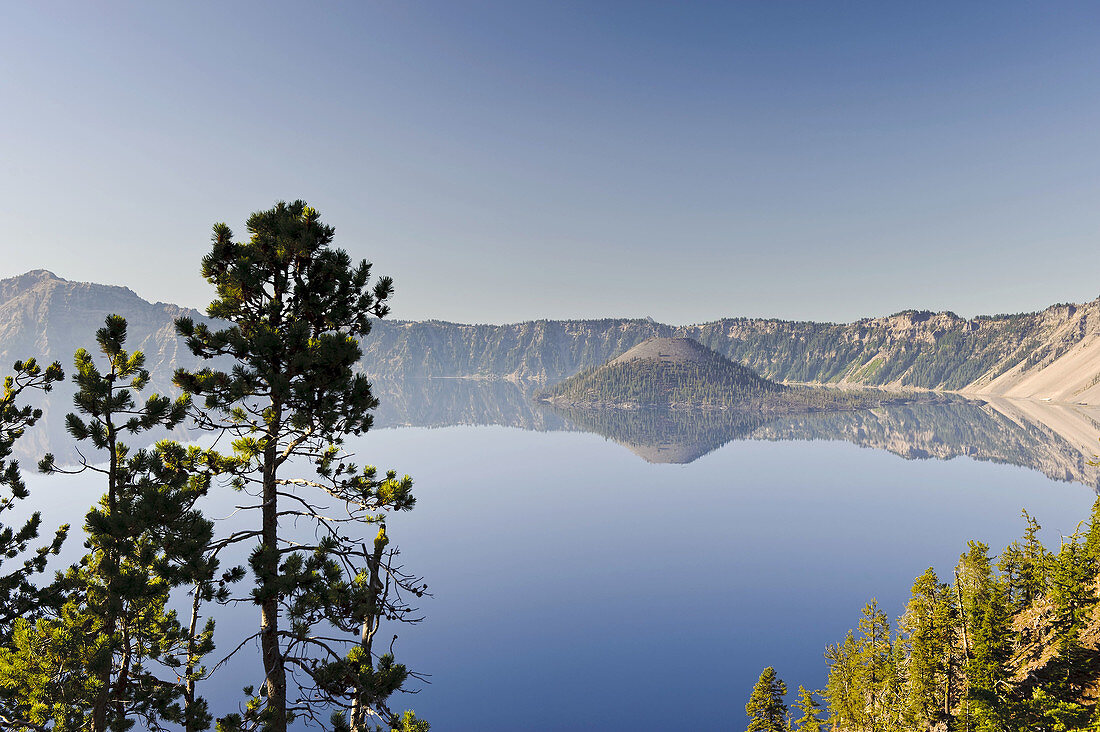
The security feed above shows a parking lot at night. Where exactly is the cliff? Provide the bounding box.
[362,300,1100,404]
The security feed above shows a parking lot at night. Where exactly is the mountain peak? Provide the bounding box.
[609,337,725,367]
[542,336,782,408]
[4,269,65,284]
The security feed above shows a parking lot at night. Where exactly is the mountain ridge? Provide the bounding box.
[0,270,208,393]
[362,302,1100,403]
[3,270,1100,404]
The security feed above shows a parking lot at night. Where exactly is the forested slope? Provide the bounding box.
[751,503,1100,731]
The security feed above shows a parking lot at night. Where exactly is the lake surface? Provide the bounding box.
[21,380,1100,730]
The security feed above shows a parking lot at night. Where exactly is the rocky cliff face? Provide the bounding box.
[362,318,676,381]
[365,301,1100,402]
[4,270,1100,404]
[0,270,207,392]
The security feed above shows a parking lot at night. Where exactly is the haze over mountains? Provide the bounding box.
[6,269,1100,405]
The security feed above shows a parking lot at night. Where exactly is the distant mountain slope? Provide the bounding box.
[0,270,207,391]
[362,318,676,381]
[365,301,1100,402]
[697,305,1100,397]
[2,270,1100,404]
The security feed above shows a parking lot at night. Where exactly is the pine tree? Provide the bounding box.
[956,541,1011,732]
[0,357,66,631]
[825,629,864,729]
[1050,526,1097,655]
[856,599,894,731]
[790,686,824,732]
[745,666,788,732]
[1000,510,1052,614]
[0,357,67,728]
[0,315,218,732]
[174,201,425,732]
[899,567,956,731]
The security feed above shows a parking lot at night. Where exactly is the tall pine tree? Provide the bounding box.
[174,201,426,732]
[856,599,895,732]
[956,541,1011,732]
[824,629,863,729]
[898,567,957,731]
[746,666,788,732]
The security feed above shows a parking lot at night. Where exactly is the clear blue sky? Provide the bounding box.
[2,1,1098,324]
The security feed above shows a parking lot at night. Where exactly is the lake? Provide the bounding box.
[21,380,1100,730]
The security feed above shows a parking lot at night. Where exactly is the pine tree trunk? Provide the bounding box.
[91,419,120,732]
[954,572,970,732]
[260,432,288,732]
[185,585,201,732]
[350,526,387,732]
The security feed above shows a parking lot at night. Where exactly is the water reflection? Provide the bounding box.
[18,378,1100,729]
[372,379,1100,490]
[20,378,1100,490]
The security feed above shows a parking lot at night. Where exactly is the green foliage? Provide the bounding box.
[0,316,218,732]
[791,500,1100,732]
[1013,688,1093,731]
[1050,527,1098,654]
[0,357,66,631]
[824,629,862,728]
[745,666,788,732]
[956,541,1013,731]
[824,600,907,731]
[790,686,825,732]
[174,201,424,732]
[897,567,956,730]
[1000,510,1053,613]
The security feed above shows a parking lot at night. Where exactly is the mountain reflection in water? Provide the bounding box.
[369,378,1100,490]
[22,377,1100,490]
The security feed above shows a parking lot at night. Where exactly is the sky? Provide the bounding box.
[1,1,1099,325]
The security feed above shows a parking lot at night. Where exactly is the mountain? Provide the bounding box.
[0,269,207,392]
[4,270,1100,405]
[540,337,782,408]
[361,303,1100,404]
[0,270,215,460]
[605,336,763,370]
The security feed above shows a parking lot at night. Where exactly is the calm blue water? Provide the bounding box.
[362,425,1094,729]
[22,422,1099,730]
